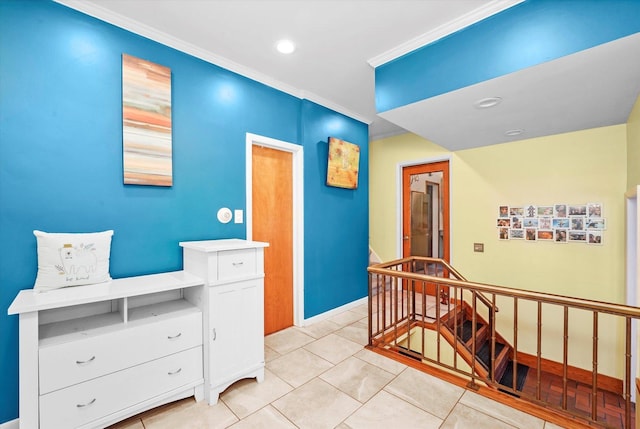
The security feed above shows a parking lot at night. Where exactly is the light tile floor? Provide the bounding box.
[110,303,565,429]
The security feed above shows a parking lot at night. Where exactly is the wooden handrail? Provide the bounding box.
[368,260,640,318]
[368,256,639,428]
[370,256,500,313]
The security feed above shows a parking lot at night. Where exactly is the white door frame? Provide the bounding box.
[396,155,452,261]
[246,132,304,326]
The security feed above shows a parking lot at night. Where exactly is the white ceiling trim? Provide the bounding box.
[299,91,372,124]
[54,0,370,124]
[367,0,524,68]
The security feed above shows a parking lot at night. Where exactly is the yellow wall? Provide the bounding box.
[628,95,640,189]
[453,126,626,302]
[370,125,628,375]
[369,134,450,262]
[627,95,640,386]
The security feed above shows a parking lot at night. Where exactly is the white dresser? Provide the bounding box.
[8,271,205,429]
[180,239,268,404]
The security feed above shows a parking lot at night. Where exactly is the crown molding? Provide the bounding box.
[367,0,524,68]
[299,91,372,124]
[53,0,368,123]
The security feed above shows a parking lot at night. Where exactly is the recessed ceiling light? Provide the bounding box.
[505,129,524,136]
[276,39,295,54]
[473,97,502,109]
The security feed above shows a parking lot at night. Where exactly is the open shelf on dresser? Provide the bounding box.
[8,270,206,429]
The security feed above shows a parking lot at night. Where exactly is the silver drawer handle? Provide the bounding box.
[76,356,96,365]
[212,328,216,341]
[167,332,182,340]
[168,368,182,375]
[232,261,244,266]
[77,398,96,408]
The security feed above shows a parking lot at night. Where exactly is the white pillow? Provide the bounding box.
[33,230,114,292]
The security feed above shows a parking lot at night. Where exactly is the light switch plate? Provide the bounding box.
[474,243,484,252]
[234,209,243,224]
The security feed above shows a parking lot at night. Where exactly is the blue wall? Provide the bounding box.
[0,0,368,423]
[376,0,640,113]
[300,100,370,317]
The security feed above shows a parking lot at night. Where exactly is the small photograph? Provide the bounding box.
[511,216,523,229]
[498,227,509,240]
[538,217,552,230]
[537,230,554,241]
[525,228,537,241]
[586,218,606,230]
[587,203,603,218]
[499,205,509,218]
[537,206,553,216]
[525,205,537,218]
[568,204,587,216]
[554,204,568,218]
[554,228,568,243]
[523,218,539,228]
[569,231,587,242]
[510,229,524,239]
[510,207,524,217]
[570,216,585,231]
[553,218,570,229]
[497,218,511,227]
[588,230,603,245]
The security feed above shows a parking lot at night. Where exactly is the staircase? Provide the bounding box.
[444,301,529,393]
[369,256,639,428]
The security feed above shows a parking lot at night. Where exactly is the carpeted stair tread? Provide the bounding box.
[498,361,529,393]
[476,341,505,370]
[457,320,483,343]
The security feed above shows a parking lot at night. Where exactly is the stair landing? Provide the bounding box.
[520,370,635,429]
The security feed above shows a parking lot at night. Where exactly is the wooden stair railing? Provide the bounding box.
[368,256,640,428]
[441,301,517,390]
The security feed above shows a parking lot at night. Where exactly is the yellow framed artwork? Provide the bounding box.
[326,137,360,189]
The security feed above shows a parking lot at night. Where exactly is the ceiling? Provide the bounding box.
[57,0,640,149]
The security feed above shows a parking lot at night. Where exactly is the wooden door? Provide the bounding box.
[402,161,450,294]
[252,145,294,335]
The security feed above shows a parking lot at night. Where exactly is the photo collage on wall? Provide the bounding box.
[497,203,605,245]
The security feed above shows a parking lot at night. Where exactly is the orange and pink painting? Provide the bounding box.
[122,54,172,186]
[326,137,360,189]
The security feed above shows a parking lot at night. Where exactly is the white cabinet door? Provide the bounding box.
[209,279,264,388]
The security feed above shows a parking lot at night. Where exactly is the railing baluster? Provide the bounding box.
[469,291,478,389]
[591,311,598,422]
[536,301,542,401]
[392,275,397,347]
[405,278,411,353]
[562,306,568,410]
[436,282,441,364]
[453,285,458,370]
[490,293,496,385]
[368,273,372,346]
[422,280,427,359]
[625,317,632,429]
[513,297,518,394]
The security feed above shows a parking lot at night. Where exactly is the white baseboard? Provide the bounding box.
[0,418,19,429]
[301,296,367,326]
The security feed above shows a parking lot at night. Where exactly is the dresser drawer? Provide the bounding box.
[39,346,203,429]
[39,311,202,394]
[216,248,257,281]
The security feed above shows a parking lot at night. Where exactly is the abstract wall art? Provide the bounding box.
[122,54,172,186]
[326,137,360,189]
